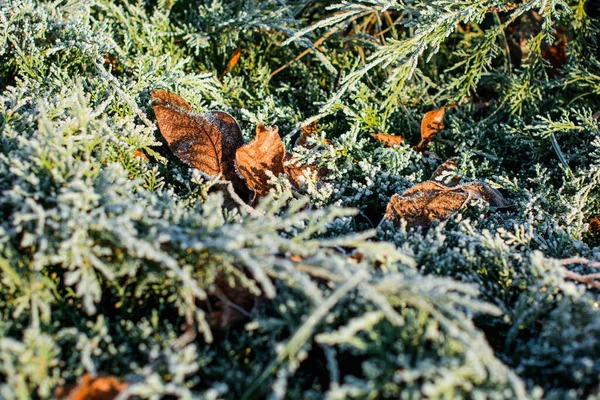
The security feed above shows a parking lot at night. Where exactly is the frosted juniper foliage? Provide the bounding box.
[1,0,600,398]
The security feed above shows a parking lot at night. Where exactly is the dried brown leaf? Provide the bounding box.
[421,108,446,141]
[415,108,446,152]
[55,374,127,400]
[372,132,404,147]
[383,181,468,229]
[151,90,245,192]
[462,182,510,208]
[295,121,317,147]
[590,217,600,233]
[152,89,193,112]
[235,123,285,197]
[295,120,331,149]
[430,158,460,187]
[382,180,509,229]
[284,153,321,187]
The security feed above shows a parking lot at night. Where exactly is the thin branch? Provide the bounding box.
[270,11,370,78]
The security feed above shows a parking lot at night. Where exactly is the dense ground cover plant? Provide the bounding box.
[1,0,600,398]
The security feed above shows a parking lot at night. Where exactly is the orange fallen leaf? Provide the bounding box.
[151,90,247,193]
[383,181,468,229]
[382,180,509,230]
[284,153,328,187]
[235,123,286,198]
[220,46,242,79]
[289,254,303,262]
[55,374,127,400]
[235,123,324,197]
[415,108,446,152]
[373,131,404,147]
[288,121,330,184]
[152,89,193,112]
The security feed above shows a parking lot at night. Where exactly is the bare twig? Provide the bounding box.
[556,257,600,289]
[270,11,370,78]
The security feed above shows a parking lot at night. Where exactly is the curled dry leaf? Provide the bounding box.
[289,120,329,185]
[235,123,286,197]
[55,374,127,400]
[372,132,404,147]
[220,46,242,79]
[415,107,446,152]
[382,179,509,230]
[151,90,247,193]
[234,123,321,198]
